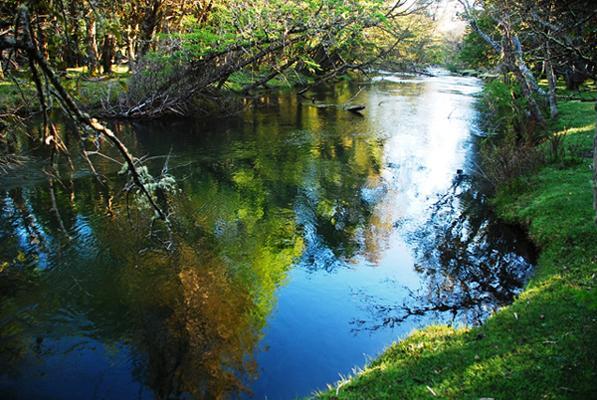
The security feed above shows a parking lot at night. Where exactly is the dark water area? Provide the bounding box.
[0,72,535,399]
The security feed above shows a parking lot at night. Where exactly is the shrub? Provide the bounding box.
[479,140,544,188]
[478,78,526,140]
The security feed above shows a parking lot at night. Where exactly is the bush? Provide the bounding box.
[478,78,527,140]
[126,51,187,105]
[479,140,544,188]
[479,78,549,145]
[475,78,551,187]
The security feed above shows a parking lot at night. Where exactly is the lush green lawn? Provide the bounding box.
[314,98,596,399]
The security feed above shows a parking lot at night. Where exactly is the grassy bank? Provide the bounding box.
[314,98,596,399]
[0,66,129,115]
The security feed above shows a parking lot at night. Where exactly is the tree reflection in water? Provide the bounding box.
[0,92,387,399]
[352,174,536,331]
[0,187,258,398]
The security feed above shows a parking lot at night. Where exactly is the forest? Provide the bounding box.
[0,0,596,399]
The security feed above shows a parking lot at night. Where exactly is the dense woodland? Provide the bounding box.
[0,0,443,116]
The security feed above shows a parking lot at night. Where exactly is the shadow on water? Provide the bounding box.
[0,73,536,399]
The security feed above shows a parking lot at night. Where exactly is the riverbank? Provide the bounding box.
[314,97,596,398]
[0,65,315,118]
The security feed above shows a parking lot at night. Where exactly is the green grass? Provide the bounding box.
[0,80,36,112]
[313,97,597,399]
[0,65,129,114]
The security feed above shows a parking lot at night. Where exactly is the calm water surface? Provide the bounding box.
[0,73,534,399]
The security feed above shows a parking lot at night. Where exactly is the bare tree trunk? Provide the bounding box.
[85,10,99,76]
[501,27,546,132]
[58,0,74,68]
[36,15,49,61]
[511,35,545,97]
[126,24,136,69]
[58,0,82,67]
[512,64,546,136]
[68,0,81,67]
[458,0,547,105]
[544,39,558,118]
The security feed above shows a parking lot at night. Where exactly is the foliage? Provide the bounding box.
[456,15,498,70]
[474,76,572,187]
[478,78,528,140]
[1,1,448,118]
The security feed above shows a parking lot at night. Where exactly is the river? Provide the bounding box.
[0,72,535,399]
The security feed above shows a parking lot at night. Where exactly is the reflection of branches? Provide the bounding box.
[0,154,28,174]
[352,293,459,332]
[6,189,48,260]
[47,177,71,240]
[352,173,535,332]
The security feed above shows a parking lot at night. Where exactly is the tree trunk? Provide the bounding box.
[101,34,115,74]
[545,42,558,119]
[460,6,547,129]
[512,64,546,138]
[501,28,546,133]
[512,35,545,97]
[36,15,49,61]
[68,0,81,67]
[136,0,163,60]
[85,10,99,76]
[126,24,136,69]
[593,101,597,224]
[58,0,73,68]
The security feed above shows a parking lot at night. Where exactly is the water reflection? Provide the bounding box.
[0,73,534,399]
[353,174,535,331]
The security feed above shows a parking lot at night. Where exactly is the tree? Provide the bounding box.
[458,0,546,130]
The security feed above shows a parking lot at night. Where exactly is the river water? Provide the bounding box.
[0,72,534,399]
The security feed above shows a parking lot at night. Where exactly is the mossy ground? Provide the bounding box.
[314,92,596,399]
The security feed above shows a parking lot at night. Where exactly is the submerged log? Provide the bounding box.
[345,104,365,113]
[307,103,366,115]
